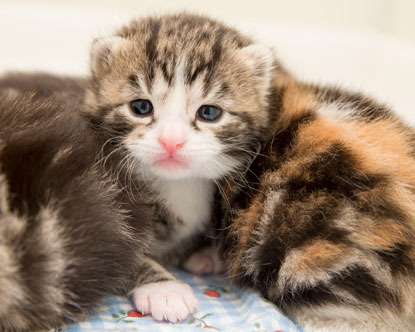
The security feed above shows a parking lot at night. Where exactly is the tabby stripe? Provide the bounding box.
[203,29,224,89]
[144,18,161,89]
[128,74,147,94]
[283,143,386,201]
[332,266,399,306]
[227,110,254,130]
[276,282,337,307]
[110,113,135,137]
[270,111,315,156]
[161,60,174,86]
[375,243,414,275]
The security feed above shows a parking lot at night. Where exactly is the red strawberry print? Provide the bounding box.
[204,326,218,329]
[127,310,143,317]
[203,290,220,297]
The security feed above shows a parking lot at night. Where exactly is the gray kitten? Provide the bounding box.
[0,75,149,331]
[0,13,276,330]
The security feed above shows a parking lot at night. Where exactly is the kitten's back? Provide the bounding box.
[217,78,415,331]
[0,78,146,331]
[0,72,88,98]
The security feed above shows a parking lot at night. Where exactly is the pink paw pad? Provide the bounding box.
[131,280,198,323]
[183,246,224,275]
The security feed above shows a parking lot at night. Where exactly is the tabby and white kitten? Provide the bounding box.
[0,13,281,330]
[84,12,285,321]
[213,76,415,330]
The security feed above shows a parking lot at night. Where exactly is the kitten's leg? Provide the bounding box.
[130,256,198,322]
[183,246,224,275]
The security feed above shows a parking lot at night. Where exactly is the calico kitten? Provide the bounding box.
[213,76,415,330]
[0,13,284,329]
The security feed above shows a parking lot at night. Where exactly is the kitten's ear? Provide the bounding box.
[90,36,127,76]
[238,44,275,98]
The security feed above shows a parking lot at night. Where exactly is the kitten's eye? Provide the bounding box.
[196,105,223,122]
[130,99,153,117]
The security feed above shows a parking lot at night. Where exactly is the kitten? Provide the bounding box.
[212,75,415,330]
[0,13,283,329]
[0,72,89,98]
[84,12,288,320]
[0,79,150,331]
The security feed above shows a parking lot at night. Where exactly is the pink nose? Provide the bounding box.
[157,123,186,156]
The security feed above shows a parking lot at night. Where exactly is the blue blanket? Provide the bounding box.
[61,269,302,332]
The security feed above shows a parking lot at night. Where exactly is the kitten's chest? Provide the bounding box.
[153,179,215,252]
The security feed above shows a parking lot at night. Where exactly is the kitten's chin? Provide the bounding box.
[149,159,194,180]
[150,167,194,180]
[140,154,238,181]
[153,158,188,169]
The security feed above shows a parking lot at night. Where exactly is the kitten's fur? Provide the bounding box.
[0,78,149,331]
[4,12,409,331]
[83,12,286,318]
[214,75,415,330]
[0,13,279,330]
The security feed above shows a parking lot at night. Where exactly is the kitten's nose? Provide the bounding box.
[158,123,186,156]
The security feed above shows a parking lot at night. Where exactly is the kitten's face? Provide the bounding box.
[86,14,275,181]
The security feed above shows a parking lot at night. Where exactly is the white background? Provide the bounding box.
[1,0,414,122]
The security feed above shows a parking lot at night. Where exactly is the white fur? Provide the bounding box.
[316,102,356,121]
[122,51,243,257]
[152,178,215,255]
[131,280,198,322]
[316,100,388,122]
[124,52,243,181]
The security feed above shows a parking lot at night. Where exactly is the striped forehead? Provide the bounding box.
[123,16,241,93]
[120,15,253,107]
[150,55,222,116]
[130,52,231,120]
[145,39,223,94]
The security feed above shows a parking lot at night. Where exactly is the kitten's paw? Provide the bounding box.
[131,280,198,322]
[183,246,224,275]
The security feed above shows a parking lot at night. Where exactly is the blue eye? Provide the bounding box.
[196,105,223,122]
[130,99,153,116]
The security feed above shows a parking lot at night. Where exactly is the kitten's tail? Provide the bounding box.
[0,172,139,331]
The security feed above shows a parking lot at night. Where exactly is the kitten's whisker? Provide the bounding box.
[123,156,137,203]
[223,145,267,159]
[98,145,124,169]
[214,179,231,211]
